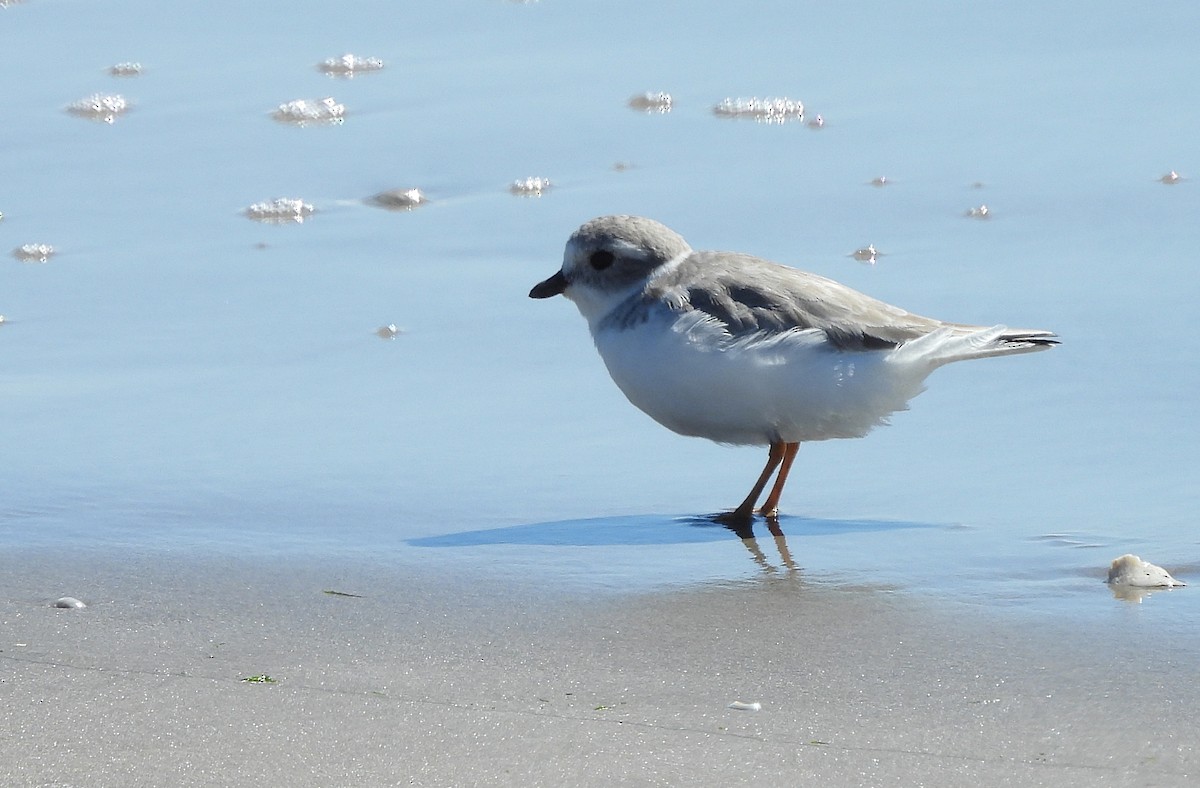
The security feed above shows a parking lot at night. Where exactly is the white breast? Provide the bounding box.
[591,309,935,446]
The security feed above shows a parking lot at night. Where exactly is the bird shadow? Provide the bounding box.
[408,513,938,552]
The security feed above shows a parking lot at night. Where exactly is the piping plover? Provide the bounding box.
[530,215,1057,522]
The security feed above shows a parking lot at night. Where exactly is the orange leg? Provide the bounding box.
[758,442,800,518]
[726,441,786,522]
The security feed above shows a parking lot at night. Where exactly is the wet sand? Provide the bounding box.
[1,546,1195,787]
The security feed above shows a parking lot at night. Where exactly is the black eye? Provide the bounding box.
[589,250,615,270]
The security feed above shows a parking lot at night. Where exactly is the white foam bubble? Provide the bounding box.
[509,177,551,196]
[851,245,881,264]
[318,54,385,77]
[108,62,143,77]
[13,243,55,262]
[376,324,403,339]
[271,97,345,125]
[370,188,428,211]
[244,198,316,224]
[66,94,131,124]
[628,92,672,113]
[712,97,804,124]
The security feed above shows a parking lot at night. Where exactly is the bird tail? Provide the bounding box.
[893,325,1059,369]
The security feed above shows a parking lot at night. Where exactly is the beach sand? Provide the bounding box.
[1,545,1195,787]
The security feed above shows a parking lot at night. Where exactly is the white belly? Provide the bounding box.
[591,311,933,446]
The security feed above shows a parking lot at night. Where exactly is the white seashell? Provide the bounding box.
[727,700,762,712]
[1107,554,1184,588]
[54,597,87,609]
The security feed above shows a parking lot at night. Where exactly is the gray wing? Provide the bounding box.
[646,251,948,350]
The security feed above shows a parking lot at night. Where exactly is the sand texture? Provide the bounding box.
[2,548,1195,787]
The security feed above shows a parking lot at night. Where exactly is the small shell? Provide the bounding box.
[1107,554,1184,588]
[727,700,762,712]
[54,597,87,609]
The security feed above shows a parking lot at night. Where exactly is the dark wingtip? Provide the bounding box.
[1006,331,1061,349]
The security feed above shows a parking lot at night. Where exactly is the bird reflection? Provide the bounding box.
[706,514,799,575]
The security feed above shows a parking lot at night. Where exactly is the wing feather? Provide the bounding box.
[648,251,944,349]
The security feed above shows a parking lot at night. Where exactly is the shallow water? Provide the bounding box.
[2,1,1199,633]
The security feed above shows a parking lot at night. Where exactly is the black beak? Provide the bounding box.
[529,270,568,299]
